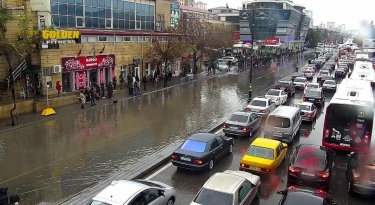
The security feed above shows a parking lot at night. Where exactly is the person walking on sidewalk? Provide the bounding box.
[100,83,105,98]
[80,90,86,109]
[135,73,140,84]
[127,73,133,95]
[168,71,172,84]
[112,76,117,91]
[134,81,141,96]
[120,75,124,89]
[107,82,114,99]
[56,81,62,97]
[142,74,147,90]
[90,87,96,106]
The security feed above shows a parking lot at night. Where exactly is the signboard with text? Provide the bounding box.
[61,54,116,72]
[42,30,80,48]
[265,37,280,45]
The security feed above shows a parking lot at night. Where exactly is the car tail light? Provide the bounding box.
[289,166,301,173]
[275,86,279,89]
[303,97,308,101]
[240,163,249,168]
[260,110,266,113]
[317,171,330,179]
[352,169,360,179]
[241,126,248,131]
[194,160,203,165]
[317,99,321,102]
[245,107,251,111]
[171,155,178,160]
[289,186,297,191]
[223,123,228,128]
[314,189,326,196]
[324,128,330,138]
[364,132,370,143]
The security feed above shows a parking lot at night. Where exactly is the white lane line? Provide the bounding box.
[255,70,276,80]
[145,128,223,180]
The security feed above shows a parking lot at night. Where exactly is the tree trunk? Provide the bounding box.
[164,61,168,87]
[5,54,17,126]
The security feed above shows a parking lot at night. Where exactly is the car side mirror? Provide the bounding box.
[158,190,165,196]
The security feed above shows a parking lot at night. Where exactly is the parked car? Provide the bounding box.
[190,170,261,205]
[295,102,317,122]
[274,80,296,97]
[88,180,176,205]
[346,151,375,196]
[240,138,287,174]
[223,111,262,137]
[276,186,337,205]
[246,97,276,117]
[322,80,337,92]
[265,89,288,106]
[171,133,233,170]
[293,77,308,90]
[303,89,325,107]
[288,144,334,190]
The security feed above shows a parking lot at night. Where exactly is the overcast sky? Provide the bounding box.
[205,0,373,30]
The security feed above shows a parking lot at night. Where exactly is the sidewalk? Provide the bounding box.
[0,72,211,132]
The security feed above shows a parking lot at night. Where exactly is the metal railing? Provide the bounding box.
[8,60,27,81]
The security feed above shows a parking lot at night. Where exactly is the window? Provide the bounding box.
[250,100,266,107]
[116,36,123,41]
[76,17,84,27]
[124,36,131,41]
[105,19,112,28]
[238,182,253,203]
[210,139,219,150]
[216,136,224,146]
[131,36,138,41]
[98,36,107,42]
[81,36,88,42]
[128,194,146,205]
[247,146,274,160]
[139,36,145,42]
[88,36,97,42]
[267,116,290,128]
[181,140,207,153]
[228,114,248,123]
[276,144,282,157]
[143,189,159,204]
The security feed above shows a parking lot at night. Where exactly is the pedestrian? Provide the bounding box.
[142,74,147,90]
[168,71,172,83]
[134,81,141,96]
[119,75,124,89]
[100,83,105,98]
[107,82,113,99]
[56,81,62,97]
[95,83,100,100]
[112,76,117,91]
[8,195,20,205]
[84,87,90,103]
[89,87,96,106]
[127,73,133,95]
[79,90,85,109]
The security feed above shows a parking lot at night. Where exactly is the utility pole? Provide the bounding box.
[248,4,255,101]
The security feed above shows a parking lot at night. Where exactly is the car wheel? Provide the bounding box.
[209,159,214,170]
[249,128,253,137]
[166,198,174,205]
[229,144,233,154]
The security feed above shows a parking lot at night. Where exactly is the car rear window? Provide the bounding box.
[229,114,248,123]
[324,81,335,85]
[297,104,310,111]
[306,84,318,88]
[305,91,321,98]
[294,147,326,170]
[194,188,233,205]
[247,146,274,160]
[267,116,290,128]
[267,90,280,96]
[250,100,266,107]
[283,192,324,205]
[277,82,290,87]
[181,140,207,153]
[294,78,305,82]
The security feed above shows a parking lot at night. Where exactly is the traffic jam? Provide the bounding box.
[87,45,375,205]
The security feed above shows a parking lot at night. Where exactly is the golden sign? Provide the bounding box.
[42,30,80,40]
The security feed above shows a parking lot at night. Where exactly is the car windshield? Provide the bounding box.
[297,104,311,111]
[267,116,290,128]
[250,100,266,107]
[277,82,290,87]
[294,78,305,82]
[218,62,227,66]
[194,188,233,205]
[266,90,280,96]
[229,114,248,123]
[306,84,318,88]
[181,140,207,153]
[247,146,274,160]
[305,91,321,98]
[337,68,345,71]
[283,191,324,205]
[294,147,326,170]
[89,201,111,205]
[324,81,335,85]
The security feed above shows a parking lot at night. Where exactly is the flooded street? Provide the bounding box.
[0,56,309,204]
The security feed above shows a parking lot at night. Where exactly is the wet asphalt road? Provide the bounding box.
[0,54,311,204]
[143,76,375,205]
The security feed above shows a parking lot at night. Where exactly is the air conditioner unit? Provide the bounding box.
[52,65,62,73]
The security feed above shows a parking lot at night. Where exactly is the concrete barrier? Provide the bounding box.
[0,100,34,120]
[33,95,79,112]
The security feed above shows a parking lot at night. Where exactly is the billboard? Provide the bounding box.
[171,4,180,28]
[265,37,280,45]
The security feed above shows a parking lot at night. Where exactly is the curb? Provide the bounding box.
[58,122,224,205]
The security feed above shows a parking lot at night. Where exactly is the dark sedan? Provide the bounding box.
[335,67,347,78]
[223,111,262,137]
[303,89,325,106]
[347,152,375,196]
[171,133,234,171]
[277,186,337,205]
[288,144,334,190]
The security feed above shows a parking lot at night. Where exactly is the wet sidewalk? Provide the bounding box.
[0,73,210,132]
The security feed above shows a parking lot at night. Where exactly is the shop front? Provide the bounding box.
[61,54,116,92]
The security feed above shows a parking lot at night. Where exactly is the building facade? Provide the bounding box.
[304,10,313,27]
[194,1,207,10]
[239,0,311,49]
[1,0,182,98]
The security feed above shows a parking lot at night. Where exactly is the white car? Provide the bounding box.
[293,77,308,89]
[246,97,276,117]
[322,80,337,92]
[221,56,237,64]
[217,61,229,71]
[265,89,288,106]
[304,83,321,94]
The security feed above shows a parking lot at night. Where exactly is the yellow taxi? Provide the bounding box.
[240,138,287,173]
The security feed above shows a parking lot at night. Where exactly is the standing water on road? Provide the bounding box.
[0,56,307,204]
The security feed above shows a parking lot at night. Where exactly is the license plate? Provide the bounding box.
[302,172,315,176]
[368,181,375,185]
[249,166,261,171]
[309,99,315,102]
[340,143,350,147]
[252,109,259,112]
[230,126,237,129]
[180,157,191,162]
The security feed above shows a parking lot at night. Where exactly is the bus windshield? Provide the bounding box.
[324,104,373,150]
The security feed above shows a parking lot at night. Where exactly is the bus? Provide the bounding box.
[350,62,375,86]
[322,79,374,152]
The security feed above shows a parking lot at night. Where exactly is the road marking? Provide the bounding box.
[255,70,276,80]
[145,128,223,180]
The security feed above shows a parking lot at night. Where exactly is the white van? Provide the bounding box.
[355,54,370,62]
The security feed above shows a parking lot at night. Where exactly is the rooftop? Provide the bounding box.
[204,172,244,193]
[252,138,281,149]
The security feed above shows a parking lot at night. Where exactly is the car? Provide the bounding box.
[339,64,349,72]
[317,70,330,81]
[335,67,347,78]
[322,80,337,92]
[246,97,276,117]
[293,77,308,90]
[276,186,337,205]
[346,151,375,196]
[320,65,332,74]
[88,180,176,205]
[190,170,261,205]
[171,133,234,170]
[274,80,295,97]
[221,56,237,65]
[303,89,325,107]
[291,72,304,81]
[307,64,317,71]
[311,60,323,69]
[303,69,314,79]
[288,144,334,190]
[217,60,229,71]
[319,76,334,86]
[304,83,321,94]
[240,138,287,174]
[265,89,288,106]
[295,102,317,122]
[223,111,262,137]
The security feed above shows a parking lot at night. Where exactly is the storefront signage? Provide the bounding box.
[42,30,80,45]
[276,28,286,33]
[265,37,280,45]
[61,54,116,72]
